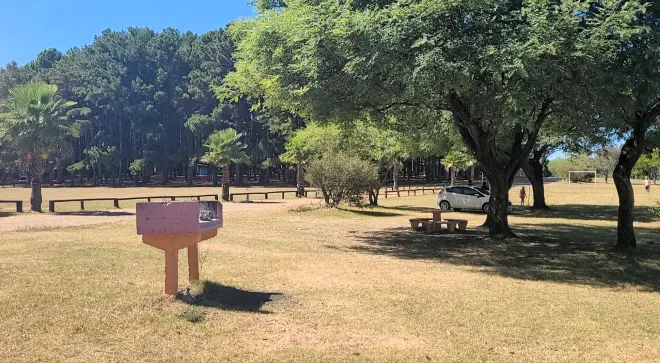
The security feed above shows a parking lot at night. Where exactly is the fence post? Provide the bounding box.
[113,199,120,208]
[214,195,219,201]
[16,201,23,213]
[49,201,55,212]
[170,197,176,201]
[230,194,234,202]
[80,200,85,210]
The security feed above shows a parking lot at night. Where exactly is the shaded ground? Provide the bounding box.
[352,222,660,292]
[178,280,283,313]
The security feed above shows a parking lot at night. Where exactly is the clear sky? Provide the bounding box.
[0,0,255,66]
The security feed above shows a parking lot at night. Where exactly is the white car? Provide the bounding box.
[437,186,511,213]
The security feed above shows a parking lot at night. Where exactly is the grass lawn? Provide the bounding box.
[1,180,659,362]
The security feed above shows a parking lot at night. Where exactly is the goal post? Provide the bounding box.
[568,171,597,188]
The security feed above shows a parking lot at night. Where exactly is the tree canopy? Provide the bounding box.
[226,0,641,237]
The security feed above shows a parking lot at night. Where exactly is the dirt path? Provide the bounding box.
[0,198,318,232]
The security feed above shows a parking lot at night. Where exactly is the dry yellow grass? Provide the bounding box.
[0,180,659,362]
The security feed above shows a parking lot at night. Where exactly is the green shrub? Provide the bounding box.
[649,201,660,217]
[305,153,380,208]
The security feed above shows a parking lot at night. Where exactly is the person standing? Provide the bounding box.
[645,176,651,193]
[519,186,527,206]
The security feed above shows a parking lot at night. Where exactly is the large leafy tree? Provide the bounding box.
[202,128,250,201]
[280,122,342,197]
[594,147,621,184]
[584,1,660,250]
[227,0,624,237]
[0,82,81,211]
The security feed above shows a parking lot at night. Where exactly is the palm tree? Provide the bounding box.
[442,148,475,186]
[202,128,250,201]
[0,82,79,212]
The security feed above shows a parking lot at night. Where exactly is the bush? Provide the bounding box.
[568,172,594,183]
[650,201,660,217]
[306,153,380,208]
[548,156,595,181]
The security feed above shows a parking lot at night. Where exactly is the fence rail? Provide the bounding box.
[382,187,442,198]
[0,200,23,213]
[48,194,219,212]
[229,190,300,202]
[302,187,444,199]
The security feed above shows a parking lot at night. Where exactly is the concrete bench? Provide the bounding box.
[444,219,468,231]
[410,218,456,233]
[409,218,433,229]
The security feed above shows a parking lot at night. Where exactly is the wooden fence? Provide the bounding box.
[229,190,300,202]
[48,194,219,212]
[0,200,23,213]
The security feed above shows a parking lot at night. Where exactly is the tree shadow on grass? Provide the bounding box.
[177,281,284,313]
[338,208,404,217]
[351,224,660,291]
[514,204,659,223]
[380,205,439,213]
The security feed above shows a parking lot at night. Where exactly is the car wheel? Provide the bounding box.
[439,201,451,210]
[482,203,489,214]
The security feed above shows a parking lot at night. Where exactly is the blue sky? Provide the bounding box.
[0,0,255,66]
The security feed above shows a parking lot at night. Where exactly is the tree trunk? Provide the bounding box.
[321,187,331,206]
[470,166,476,183]
[187,163,194,187]
[57,166,65,184]
[482,174,513,237]
[221,165,230,201]
[450,167,456,186]
[30,155,44,212]
[605,175,609,184]
[522,157,549,209]
[161,164,168,186]
[296,159,305,197]
[236,163,244,186]
[393,160,400,190]
[446,91,553,238]
[369,188,380,206]
[613,132,646,250]
[406,160,412,181]
[212,165,219,187]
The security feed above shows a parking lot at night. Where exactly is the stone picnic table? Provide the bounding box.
[409,210,468,233]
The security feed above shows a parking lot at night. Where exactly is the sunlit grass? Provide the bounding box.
[0,180,659,362]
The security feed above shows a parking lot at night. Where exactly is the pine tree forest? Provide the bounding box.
[0,27,451,187]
